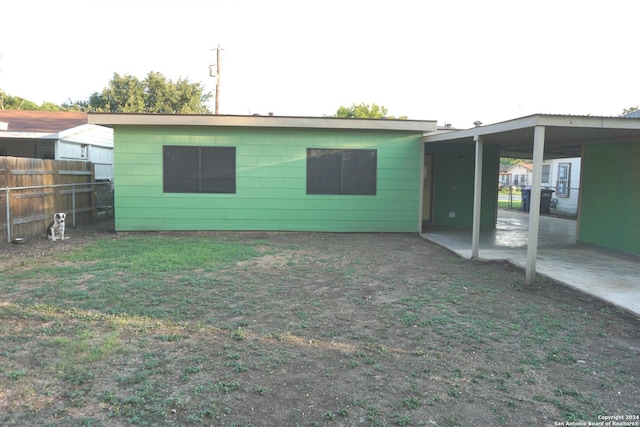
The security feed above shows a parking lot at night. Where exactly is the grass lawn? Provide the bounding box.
[498,200,522,210]
[1,227,638,426]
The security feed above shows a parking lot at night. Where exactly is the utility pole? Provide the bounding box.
[209,45,222,114]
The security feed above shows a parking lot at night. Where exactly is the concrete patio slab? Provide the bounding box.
[422,209,640,317]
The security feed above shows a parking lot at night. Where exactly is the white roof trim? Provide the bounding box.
[58,123,104,139]
[88,113,438,132]
[0,131,58,139]
[0,123,114,145]
[423,114,640,143]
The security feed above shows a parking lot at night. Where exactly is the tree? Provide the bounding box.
[90,73,145,113]
[622,106,638,115]
[0,89,61,110]
[0,90,43,110]
[39,102,62,111]
[500,157,524,167]
[63,71,212,114]
[334,103,407,119]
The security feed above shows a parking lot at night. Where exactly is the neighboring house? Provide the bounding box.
[499,158,581,216]
[0,110,114,180]
[546,157,581,216]
[500,161,553,188]
[498,165,509,187]
[500,162,534,187]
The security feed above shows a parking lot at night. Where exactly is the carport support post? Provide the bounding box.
[526,125,546,284]
[471,135,483,258]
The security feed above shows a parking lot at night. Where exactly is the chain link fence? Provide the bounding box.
[1,181,113,242]
[498,186,579,218]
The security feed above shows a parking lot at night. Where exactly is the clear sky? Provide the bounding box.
[1,0,638,128]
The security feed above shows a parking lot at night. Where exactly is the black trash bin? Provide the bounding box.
[540,189,555,214]
[521,188,531,212]
[522,188,555,214]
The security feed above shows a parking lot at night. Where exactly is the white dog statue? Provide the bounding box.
[48,213,68,241]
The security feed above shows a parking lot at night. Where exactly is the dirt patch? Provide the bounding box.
[1,219,639,426]
[0,218,117,269]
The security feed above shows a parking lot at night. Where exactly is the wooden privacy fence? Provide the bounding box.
[0,156,108,242]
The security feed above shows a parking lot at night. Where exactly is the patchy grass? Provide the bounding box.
[498,200,522,210]
[1,229,638,426]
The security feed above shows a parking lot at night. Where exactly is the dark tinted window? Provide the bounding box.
[306,148,376,195]
[163,146,236,193]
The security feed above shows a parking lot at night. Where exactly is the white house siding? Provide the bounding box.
[502,163,533,187]
[57,125,114,180]
[501,161,557,187]
[548,157,581,216]
[91,146,114,180]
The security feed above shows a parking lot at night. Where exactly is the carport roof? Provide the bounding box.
[422,114,640,159]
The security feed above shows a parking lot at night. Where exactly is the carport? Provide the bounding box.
[423,209,640,315]
[422,114,640,285]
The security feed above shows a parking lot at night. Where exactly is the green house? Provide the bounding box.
[89,113,640,263]
[88,114,447,233]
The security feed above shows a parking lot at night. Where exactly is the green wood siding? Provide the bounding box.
[114,126,422,232]
[580,141,640,255]
[425,143,499,227]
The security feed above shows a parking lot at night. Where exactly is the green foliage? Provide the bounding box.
[498,200,522,210]
[64,71,212,113]
[334,103,407,119]
[0,89,57,111]
[64,236,258,272]
[622,106,638,115]
[500,157,524,166]
[39,101,63,111]
[3,70,211,113]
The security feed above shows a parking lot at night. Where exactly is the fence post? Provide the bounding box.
[90,163,97,219]
[6,188,11,242]
[72,182,76,227]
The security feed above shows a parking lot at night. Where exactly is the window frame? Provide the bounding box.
[306,148,377,196]
[556,162,571,197]
[163,145,236,194]
[542,164,551,184]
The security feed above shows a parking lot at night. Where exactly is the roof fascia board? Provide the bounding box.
[423,114,640,144]
[88,114,437,132]
[0,131,58,139]
[58,123,98,139]
[536,115,640,130]
[1,124,109,139]
[423,115,540,143]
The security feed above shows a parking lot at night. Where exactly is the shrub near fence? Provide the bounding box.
[0,156,102,242]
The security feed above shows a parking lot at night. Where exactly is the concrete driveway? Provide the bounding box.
[422,209,640,316]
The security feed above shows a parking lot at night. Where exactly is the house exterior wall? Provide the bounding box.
[547,157,581,216]
[90,146,114,181]
[580,141,640,255]
[0,138,55,158]
[58,125,114,180]
[424,143,499,227]
[56,141,114,180]
[113,125,423,232]
[499,172,510,186]
[0,125,114,180]
[503,163,532,187]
